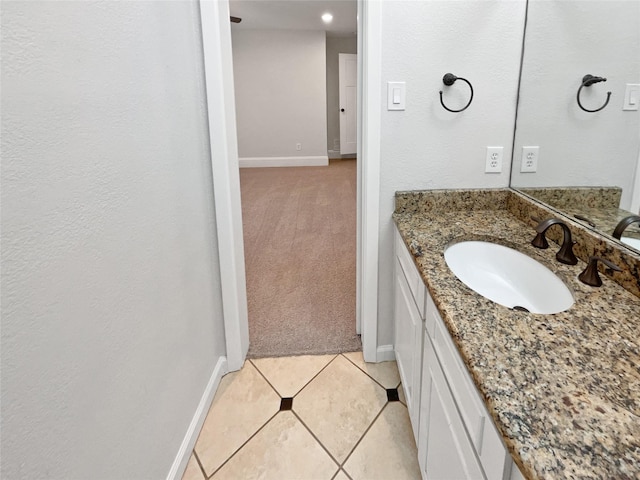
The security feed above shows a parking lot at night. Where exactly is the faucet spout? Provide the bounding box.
[612,215,640,239]
[532,218,578,265]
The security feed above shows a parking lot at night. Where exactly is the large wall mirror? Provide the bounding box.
[509,0,640,253]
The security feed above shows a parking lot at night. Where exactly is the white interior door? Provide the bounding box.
[339,53,357,155]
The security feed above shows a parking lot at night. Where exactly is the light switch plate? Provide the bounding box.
[387,82,406,110]
[623,84,640,111]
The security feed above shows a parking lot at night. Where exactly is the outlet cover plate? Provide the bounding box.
[485,146,503,173]
[521,146,539,173]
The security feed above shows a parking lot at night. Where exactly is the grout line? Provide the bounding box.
[331,467,354,480]
[341,468,355,480]
[291,410,342,468]
[250,354,339,399]
[340,402,389,468]
[340,352,396,392]
[397,382,408,407]
[192,450,207,480]
[291,354,340,398]
[248,358,286,397]
[206,410,280,479]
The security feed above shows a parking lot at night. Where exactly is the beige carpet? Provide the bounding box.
[240,159,361,358]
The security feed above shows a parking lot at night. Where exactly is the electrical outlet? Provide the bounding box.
[296,143,302,151]
[521,146,539,172]
[485,146,503,173]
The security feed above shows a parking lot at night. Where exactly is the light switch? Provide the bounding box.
[387,82,405,110]
[393,88,401,104]
[623,84,640,111]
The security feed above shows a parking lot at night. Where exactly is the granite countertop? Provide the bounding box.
[393,206,640,479]
[571,206,640,244]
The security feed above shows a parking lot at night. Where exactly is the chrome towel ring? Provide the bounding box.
[439,73,473,113]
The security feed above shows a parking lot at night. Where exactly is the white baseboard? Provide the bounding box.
[376,344,396,362]
[166,356,229,480]
[328,150,357,160]
[239,156,329,168]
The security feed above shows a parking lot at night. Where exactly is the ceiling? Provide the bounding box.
[229,0,357,37]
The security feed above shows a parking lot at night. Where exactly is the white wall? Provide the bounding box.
[232,29,328,161]
[326,36,358,156]
[1,1,226,479]
[377,0,527,346]
[511,1,640,210]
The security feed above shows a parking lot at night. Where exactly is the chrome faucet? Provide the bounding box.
[612,215,640,239]
[531,218,578,265]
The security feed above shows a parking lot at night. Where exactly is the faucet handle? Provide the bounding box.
[578,256,622,287]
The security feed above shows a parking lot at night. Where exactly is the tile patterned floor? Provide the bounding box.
[183,352,421,480]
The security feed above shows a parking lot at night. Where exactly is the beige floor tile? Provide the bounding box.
[181,454,204,480]
[195,361,281,476]
[251,354,336,397]
[342,351,401,388]
[398,382,406,405]
[333,470,352,480]
[212,411,339,480]
[294,355,387,463]
[343,402,421,480]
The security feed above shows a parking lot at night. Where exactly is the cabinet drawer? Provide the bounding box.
[432,311,487,452]
[395,227,426,318]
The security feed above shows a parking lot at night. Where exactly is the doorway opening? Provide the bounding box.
[229,1,360,358]
[200,0,381,369]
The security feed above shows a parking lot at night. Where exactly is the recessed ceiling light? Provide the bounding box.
[321,13,333,23]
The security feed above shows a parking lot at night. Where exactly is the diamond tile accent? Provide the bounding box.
[194,361,281,476]
[211,411,338,480]
[294,355,387,463]
[342,351,401,388]
[387,388,400,402]
[280,397,293,411]
[343,403,421,480]
[252,354,336,397]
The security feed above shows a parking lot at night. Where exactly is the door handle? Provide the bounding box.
[341,108,345,112]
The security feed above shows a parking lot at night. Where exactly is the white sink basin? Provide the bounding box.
[444,241,574,314]
[621,236,640,250]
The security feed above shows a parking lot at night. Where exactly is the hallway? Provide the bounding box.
[240,159,361,357]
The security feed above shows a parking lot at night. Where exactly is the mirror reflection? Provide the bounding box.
[510,0,640,253]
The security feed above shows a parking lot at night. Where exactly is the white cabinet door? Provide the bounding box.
[422,337,486,480]
[394,257,423,441]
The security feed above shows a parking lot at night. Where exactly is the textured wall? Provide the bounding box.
[326,36,358,155]
[511,1,640,210]
[232,29,328,159]
[1,1,226,478]
[377,0,527,346]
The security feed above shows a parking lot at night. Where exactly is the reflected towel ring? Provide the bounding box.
[577,74,611,113]
[439,73,474,112]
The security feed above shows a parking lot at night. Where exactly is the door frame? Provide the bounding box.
[199,0,382,367]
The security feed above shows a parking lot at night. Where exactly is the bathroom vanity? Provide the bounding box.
[393,189,640,480]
